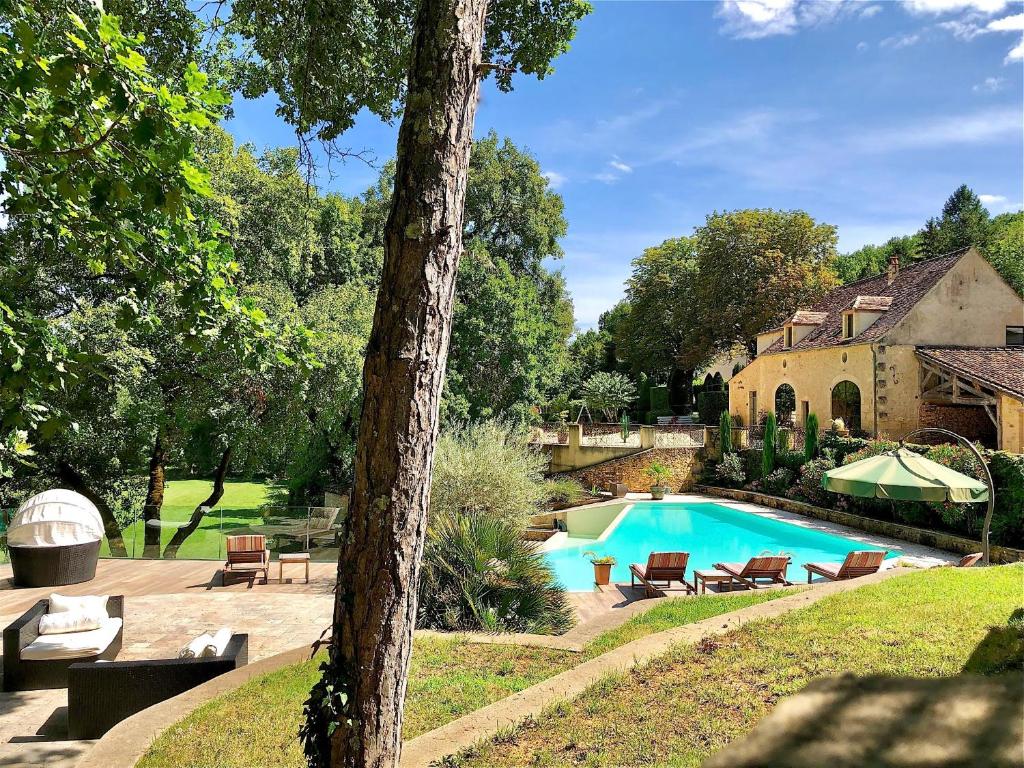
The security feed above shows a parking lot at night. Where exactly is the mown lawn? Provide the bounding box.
[137,590,790,768]
[456,565,1024,768]
[101,479,283,560]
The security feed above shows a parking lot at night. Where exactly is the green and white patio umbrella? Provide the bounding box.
[822,428,995,564]
[822,447,989,503]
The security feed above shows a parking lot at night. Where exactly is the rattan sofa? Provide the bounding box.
[2,596,123,691]
[8,539,101,587]
[68,633,248,738]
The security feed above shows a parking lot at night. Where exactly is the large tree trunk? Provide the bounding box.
[322,1,488,765]
[162,446,232,559]
[55,461,128,557]
[142,432,167,558]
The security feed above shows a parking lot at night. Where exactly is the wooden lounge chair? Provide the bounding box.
[958,552,983,568]
[713,555,792,589]
[803,550,887,583]
[223,534,270,584]
[630,552,694,598]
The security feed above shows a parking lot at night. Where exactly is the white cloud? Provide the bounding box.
[715,0,857,39]
[609,159,633,173]
[880,32,922,48]
[860,4,883,18]
[987,11,1024,29]
[1007,36,1024,60]
[849,107,1021,151]
[857,40,869,50]
[938,18,986,39]
[542,170,567,189]
[903,0,1008,14]
[972,76,1006,91]
[979,193,1007,204]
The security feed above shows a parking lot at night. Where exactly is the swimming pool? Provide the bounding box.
[543,502,896,591]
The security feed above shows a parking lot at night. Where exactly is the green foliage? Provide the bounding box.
[762,412,777,477]
[924,443,985,528]
[918,184,992,258]
[719,410,733,455]
[430,421,548,530]
[697,391,729,426]
[989,452,1024,545]
[418,513,574,634]
[693,210,839,356]
[794,452,837,506]
[544,477,586,506]
[986,211,1024,296]
[835,235,920,283]
[715,453,745,488]
[619,412,630,443]
[804,413,819,461]
[581,372,636,422]
[646,461,672,488]
[649,385,671,419]
[0,0,294,460]
[761,467,794,496]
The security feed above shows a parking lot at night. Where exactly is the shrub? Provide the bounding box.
[762,467,795,496]
[418,513,574,634]
[804,413,819,461]
[792,452,837,506]
[582,372,636,422]
[649,385,671,419]
[778,450,806,472]
[430,421,548,530]
[762,411,777,477]
[743,449,763,482]
[989,452,1024,546]
[925,443,986,529]
[544,477,586,506]
[719,410,732,454]
[697,390,729,425]
[715,452,745,488]
[842,440,900,465]
[647,460,672,488]
[777,428,792,453]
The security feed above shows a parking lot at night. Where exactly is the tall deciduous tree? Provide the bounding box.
[693,210,839,356]
[225,1,590,765]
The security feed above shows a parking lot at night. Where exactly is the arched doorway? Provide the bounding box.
[831,381,862,432]
[775,384,796,425]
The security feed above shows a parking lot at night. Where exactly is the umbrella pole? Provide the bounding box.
[901,428,995,566]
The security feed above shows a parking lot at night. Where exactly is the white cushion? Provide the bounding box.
[203,628,233,657]
[38,609,105,635]
[22,618,122,660]
[48,593,109,617]
[179,633,214,659]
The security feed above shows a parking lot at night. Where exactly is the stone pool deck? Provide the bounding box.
[0,492,958,767]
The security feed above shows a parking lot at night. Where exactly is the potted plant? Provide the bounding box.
[831,417,849,437]
[647,460,672,500]
[583,551,616,586]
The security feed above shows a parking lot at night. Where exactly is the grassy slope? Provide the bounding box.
[102,480,278,560]
[459,565,1024,768]
[137,591,789,768]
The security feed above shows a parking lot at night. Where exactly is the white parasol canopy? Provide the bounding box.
[7,489,105,547]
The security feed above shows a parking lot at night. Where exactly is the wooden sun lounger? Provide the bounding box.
[958,552,983,568]
[803,550,887,583]
[223,534,271,584]
[630,552,694,598]
[713,555,792,589]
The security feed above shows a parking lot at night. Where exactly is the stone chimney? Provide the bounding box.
[886,250,900,286]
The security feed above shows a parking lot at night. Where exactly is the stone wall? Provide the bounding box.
[564,448,703,493]
[698,485,1024,564]
[919,403,997,448]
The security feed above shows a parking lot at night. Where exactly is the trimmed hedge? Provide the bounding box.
[697,390,729,425]
[647,384,671,422]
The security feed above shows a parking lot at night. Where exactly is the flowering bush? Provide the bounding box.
[715,453,746,488]
[762,467,795,496]
[791,452,837,506]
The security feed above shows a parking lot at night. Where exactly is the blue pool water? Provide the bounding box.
[543,502,896,591]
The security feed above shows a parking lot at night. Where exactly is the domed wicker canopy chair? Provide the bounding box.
[7,490,104,587]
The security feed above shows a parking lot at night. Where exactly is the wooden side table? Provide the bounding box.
[694,568,733,594]
[279,552,311,583]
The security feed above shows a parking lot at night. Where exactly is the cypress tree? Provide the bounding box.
[719,410,732,455]
[762,411,777,478]
[805,413,819,462]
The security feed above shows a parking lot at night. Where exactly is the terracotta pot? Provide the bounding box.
[592,562,613,586]
[650,485,667,500]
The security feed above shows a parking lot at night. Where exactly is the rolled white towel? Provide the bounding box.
[179,633,214,659]
[203,627,233,657]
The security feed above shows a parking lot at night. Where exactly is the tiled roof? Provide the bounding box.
[789,310,828,325]
[916,346,1024,399]
[764,247,969,353]
[851,295,893,311]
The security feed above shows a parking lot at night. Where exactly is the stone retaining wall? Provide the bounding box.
[566,448,703,493]
[698,485,1024,564]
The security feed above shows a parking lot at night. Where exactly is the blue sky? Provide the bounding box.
[224,0,1024,329]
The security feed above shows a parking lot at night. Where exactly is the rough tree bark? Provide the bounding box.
[55,461,128,557]
[162,446,232,559]
[326,0,488,765]
[142,432,167,558]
